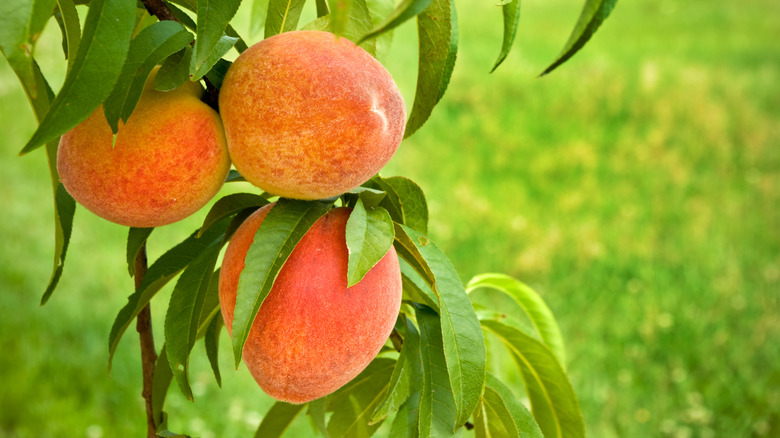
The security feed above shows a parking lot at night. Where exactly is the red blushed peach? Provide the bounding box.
[218,30,406,200]
[57,77,230,228]
[219,204,402,404]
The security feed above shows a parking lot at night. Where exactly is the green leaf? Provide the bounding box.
[190,0,241,79]
[308,398,330,437]
[541,0,618,76]
[326,358,396,437]
[367,176,428,234]
[19,0,135,154]
[401,225,486,428]
[254,402,305,438]
[126,227,153,277]
[400,260,439,312]
[165,236,224,400]
[345,199,394,287]
[198,193,269,238]
[152,345,174,428]
[168,0,248,53]
[490,0,520,73]
[404,0,457,138]
[103,20,193,132]
[154,47,192,92]
[190,34,237,81]
[392,223,435,289]
[475,373,544,438]
[231,199,333,367]
[0,0,57,100]
[250,0,271,36]
[56,0,81,68]
[467,273,566,366]
[390,396,421,438]
[328,0,353,37]
[204,58,232,89]
[108,219,230,371]
[357,0,432,44]
[371,316,422,423]
[40,183,76,304]
[348,186,387,209]
[415,305,457,436]
[265,0,307,38]
[204,312,223,387]
[481,320,585,438]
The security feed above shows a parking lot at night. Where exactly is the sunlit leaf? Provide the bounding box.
[250,0,271,36]
[265,0,307,37]
[542,0,618,76]
[20,0,135,154]
[152,345,174,428]
[490,0,520,72]
[346,199,394,287]
[481,320,585,438]
[367,176,428,234]
[190,0,241,79]
[308,398,330,437]
[126,227,153,277]
[475,373,544,438]
[371,316,422,423]
[357,0,432,44]
[154,46,192,92]
[232,199,333,366]
[326,358,395,437]
[467,273,566,365]
[416,305,457,435]
[254,401,305,437]
[400,259,439,311]
[56,0,81,68]
[198,192,269,238]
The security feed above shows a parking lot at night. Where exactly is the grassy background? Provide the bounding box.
[1,0,778,436]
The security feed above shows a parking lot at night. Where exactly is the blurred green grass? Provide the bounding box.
[1,0,778,436]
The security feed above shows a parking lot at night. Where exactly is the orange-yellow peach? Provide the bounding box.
[218,30,406,200]
[219,204,402,403]
[57,75,230,227]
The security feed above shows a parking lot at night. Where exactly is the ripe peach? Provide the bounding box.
[219,204,402,403]
[57,75,230,227]
[218,30,406,200]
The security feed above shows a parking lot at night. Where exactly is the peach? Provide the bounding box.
[57,74,230,228]
[219,204,402,403]
[218,30,406,200]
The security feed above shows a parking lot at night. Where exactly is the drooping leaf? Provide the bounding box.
[204,58,232,89]
[490,0,520,72]
[415,305,457,436]
[265,0,308,38]
[0,0,57,100]
[108,219,231,371]
[436,0,457,103]
[254,401,306,437]
[402,225,486,428]
[40,183,75,305]
[357,0,432,44]
[102,20,193,133]
[56,0,81,68]
[198,193,269,238]
[302,0,376,54]
[168,0,248,53]
[250,0,271,36]
[154,47,192,92]
[19,0,135,154]
[467,273,566,366]
[392,223,435,288]
[367,176,428,234]
[541,0,618,76]
[126,227,154,276]
[481,320,585,438]
[404,0,457,138]
[232,199,333,366]
[152,345,174,428]
[308,398,330,437]
[347,186,387,209]
[204,311,223,387]
[326,358,396,437]
[328,0,353,37]
[165,236,224,400]
[371,316,423,423]
[400,259,439,312]
[190,0,241,79]
[345,199,394,287]
[474,373,544,438]
[190,34,237,81]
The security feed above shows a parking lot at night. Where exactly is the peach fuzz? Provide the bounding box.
[218,30,406,200]
[219,204,402,404]
[57,75,230,228]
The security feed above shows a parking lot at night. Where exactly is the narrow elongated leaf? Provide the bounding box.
[308,398,330,437]
[190,0,241,78]
[40,183,75,304]
[481,320,585,438]
[390,396,421,438]
[477,373,544,438]
[357,0,432,44]
[367,176,428,234]
[401,264,439,312]
[542,0,618,76]
[198,193,269,238]
[20,0,135,154]
[108,219,230,371]
[303,0,376,54]
[328,0,353,36]
[165,236,224,400]
[254,402,305,438]
[250,0,271,35]
[154,47,192,92]
[152,345,174,428]
[204,312,223,387]
[436,0,457,103]
[168,0,249,52]
[326,358,396,437]
[190,34,237,81]
[415,306,457,436]
[402,225,486,428]
[467,273,566,365]
[392,223,435,288]
[56,0,81,67]
[404,0,456,138]
[0,0,57,100]
[265,0,308,37]
[232,199,333,366]
[490,0,520,72]
[126,227,154,277]
[371,316,422,423]
[346,199,394,287]
[103,20,193,132]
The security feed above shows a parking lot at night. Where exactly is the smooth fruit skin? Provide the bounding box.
[57,77,230,227]
[218,30,406,200]
[219,205,402,404]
